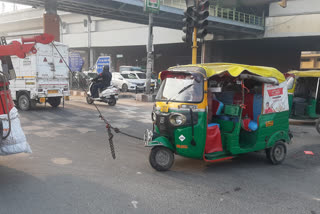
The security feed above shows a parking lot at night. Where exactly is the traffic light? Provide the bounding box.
[278,0,287,8]
[196,0,209,39]
[182,2,196,44]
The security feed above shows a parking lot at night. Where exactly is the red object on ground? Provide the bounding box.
[0,90,14,114]
[304,151,314,155]
[205,125,223,154]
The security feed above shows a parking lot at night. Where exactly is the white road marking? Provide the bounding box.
[131,200,138,208]
[51,157,72,165]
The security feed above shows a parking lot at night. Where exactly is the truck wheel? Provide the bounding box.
[108,97,116,106]
[48,97,61,108]
[149,146,174,171]
[18,94,31,111]
[266,142,287,165]
[121,84,128,92]
[316,119,320,134]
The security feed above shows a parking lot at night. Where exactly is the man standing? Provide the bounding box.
[91,65,112,98]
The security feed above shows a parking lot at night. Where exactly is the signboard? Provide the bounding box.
[263,82,289,114]
[96,56,111,74]
[69,52,84,72]
[144,0,160,13]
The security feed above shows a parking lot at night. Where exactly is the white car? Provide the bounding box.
[112,72,145,92]
[121,71,157,90]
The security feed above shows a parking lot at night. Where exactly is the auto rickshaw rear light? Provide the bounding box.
[169,113,186,126]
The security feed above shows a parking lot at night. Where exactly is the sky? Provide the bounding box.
[0,1,30,13]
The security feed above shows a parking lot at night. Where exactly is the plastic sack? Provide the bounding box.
[0,107,31,155]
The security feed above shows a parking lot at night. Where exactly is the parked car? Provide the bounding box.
[121,71,157,90]
[112,72,145,92]
[119,66,143,72]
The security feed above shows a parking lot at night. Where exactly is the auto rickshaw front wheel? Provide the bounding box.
[315,119,320,134]
[265,142,287,165]
[149,146,174,171]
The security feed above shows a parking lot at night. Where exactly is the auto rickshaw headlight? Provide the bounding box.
[169,113,186,126]
[151,112,157,122]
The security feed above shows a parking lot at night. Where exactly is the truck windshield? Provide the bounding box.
[156,74,203,103]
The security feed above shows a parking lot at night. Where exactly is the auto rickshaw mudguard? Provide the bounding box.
[145,136,175,151]
[266,130,291,148]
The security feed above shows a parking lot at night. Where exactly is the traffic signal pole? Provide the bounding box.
[192,27,198,64]
[183,0,209,65]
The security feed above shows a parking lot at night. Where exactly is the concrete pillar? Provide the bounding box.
[89,48,95,68]
[44,0,60,42]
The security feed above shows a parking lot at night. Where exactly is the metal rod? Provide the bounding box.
[192,27,197,64]
[201,40,205,64]
[315,78,320,100]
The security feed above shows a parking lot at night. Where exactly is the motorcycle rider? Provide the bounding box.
[91,65,112,98]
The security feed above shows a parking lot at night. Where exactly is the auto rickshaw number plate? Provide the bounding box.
[161,106,169,112]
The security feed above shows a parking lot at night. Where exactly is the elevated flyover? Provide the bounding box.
[2,0,264,38]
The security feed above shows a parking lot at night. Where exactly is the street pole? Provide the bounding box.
[192,27,198,64]
[201,40,205,64]
[146,13,153,94]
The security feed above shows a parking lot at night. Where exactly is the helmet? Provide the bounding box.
[103,65,109,72]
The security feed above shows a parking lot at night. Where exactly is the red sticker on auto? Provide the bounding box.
[267,88,283,97]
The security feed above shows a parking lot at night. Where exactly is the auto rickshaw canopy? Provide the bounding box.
[168,63,286,83]
[288,70,320,78]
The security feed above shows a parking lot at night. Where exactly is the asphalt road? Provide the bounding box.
[0,97,319,214]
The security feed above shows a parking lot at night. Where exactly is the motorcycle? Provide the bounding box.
[86,79,119,106]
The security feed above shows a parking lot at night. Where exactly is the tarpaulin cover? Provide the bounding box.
[0,107,31,155]
[289,70,320,78]
[171,63,286,83]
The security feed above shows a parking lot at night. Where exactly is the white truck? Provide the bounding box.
[9,42,70,110]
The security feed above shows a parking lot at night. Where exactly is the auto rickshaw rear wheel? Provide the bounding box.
[149,146,174,171]
[266,142,287,165]
[315,119,320,134]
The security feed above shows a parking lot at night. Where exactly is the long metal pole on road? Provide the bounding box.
[146,13,153,94]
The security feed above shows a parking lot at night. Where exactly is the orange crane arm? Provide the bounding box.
[0,33,54,59]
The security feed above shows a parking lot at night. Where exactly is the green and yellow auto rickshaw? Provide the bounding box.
[286,70,320,134]
[144,63,292,171]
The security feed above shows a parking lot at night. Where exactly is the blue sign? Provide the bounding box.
[69,52,84,72]
[96,56,111,74]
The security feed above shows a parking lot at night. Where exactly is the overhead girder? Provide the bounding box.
[1,0,264,38]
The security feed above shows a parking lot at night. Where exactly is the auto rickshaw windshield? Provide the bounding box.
[156,73,203,103]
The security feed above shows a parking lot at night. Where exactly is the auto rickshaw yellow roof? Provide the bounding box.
[170,63,286,83]
[288,70,320,77]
